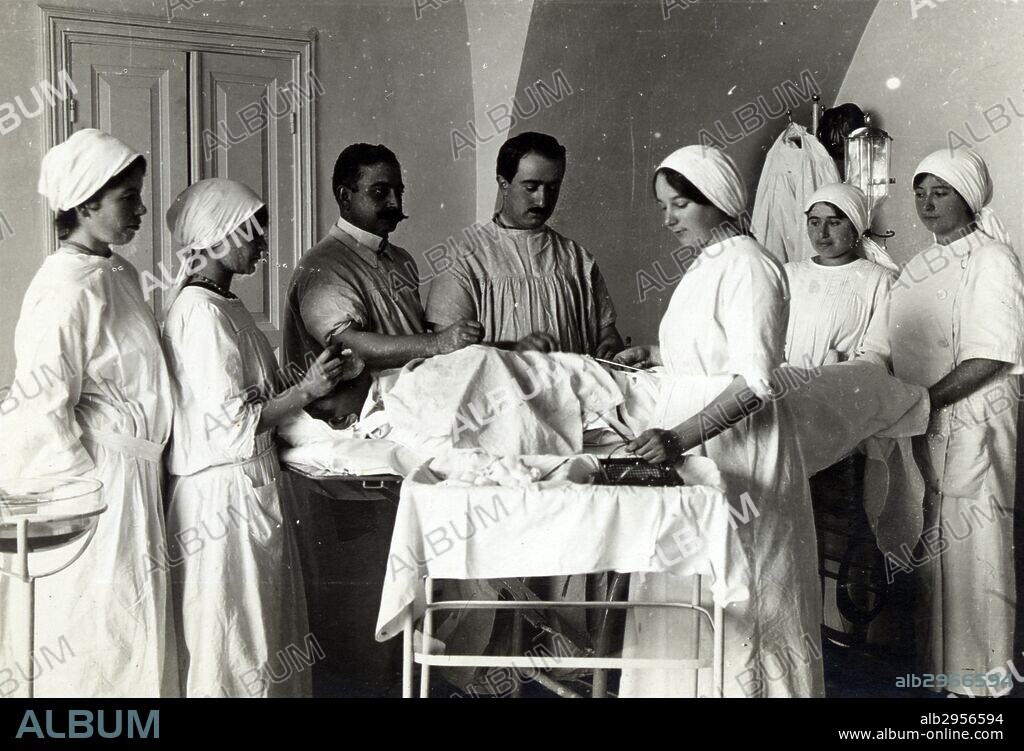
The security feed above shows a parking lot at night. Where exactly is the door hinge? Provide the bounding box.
[289,110,297,135]
[69,98,78,124]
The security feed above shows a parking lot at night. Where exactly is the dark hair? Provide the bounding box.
[496,131,566,182]
[805,201,852,223]
[251,205,269,229]
[332,143,400,200]
[652,167,714,206]
[817,103,866,162]
[55,155,147,240]
[912,172,974,218]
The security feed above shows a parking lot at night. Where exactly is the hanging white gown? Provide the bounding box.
[0,248,176,697]
[868,231,1024,696]
[620,236,824,698]
[162,285,310,698]
[751,123,840,264]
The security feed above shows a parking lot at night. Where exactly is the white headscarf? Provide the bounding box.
[804,182,899,273]
[38,128,142,212]
[656,145,748,220]
[914,149,1010,245]
[164,178,265,311]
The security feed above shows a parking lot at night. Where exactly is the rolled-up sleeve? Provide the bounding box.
[720,254,787,398]
[300,268,368,346]
[957,243,1024,372]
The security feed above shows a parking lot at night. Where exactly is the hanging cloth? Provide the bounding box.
[752,122,841,264]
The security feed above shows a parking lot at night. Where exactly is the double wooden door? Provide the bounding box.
[52,10,315,359]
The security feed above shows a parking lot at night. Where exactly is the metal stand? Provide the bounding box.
[0,516,101,698]
[404,575,725,698]
[16,519,33,699]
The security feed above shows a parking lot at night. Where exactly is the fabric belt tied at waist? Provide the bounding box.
[82,428,165,464]
[177,433,277,479]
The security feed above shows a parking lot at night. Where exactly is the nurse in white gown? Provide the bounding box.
[162,179,354,697]
[785,183,895,368]
[0,129,176,696]
[615,146,823,698]
[860,150,1024,696]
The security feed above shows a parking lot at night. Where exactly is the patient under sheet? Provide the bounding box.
[277,349,927,557]
[381,346,623,456]
[279,346,625,473]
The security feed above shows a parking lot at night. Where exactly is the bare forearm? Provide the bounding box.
[333,328,439,370]
[929,358,1010,411]
[672,376,764,450]
[256,383,315,432]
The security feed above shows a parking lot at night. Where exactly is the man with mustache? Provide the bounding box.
[426,131,623,357]
[284,142,483,423]
[282,142,482,697]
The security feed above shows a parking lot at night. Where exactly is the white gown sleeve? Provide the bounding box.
[957,243,1024,371]
[720,252,787,399]
[167,300,263,464]
[0,281,101,478]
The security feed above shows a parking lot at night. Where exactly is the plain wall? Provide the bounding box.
[837,0,1024,266]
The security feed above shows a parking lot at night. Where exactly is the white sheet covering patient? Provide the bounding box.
[162,180,317,697]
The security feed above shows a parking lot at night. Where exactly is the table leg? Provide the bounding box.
[402,610,413,699]
[689,575,701,697]
[16,519,34,699]
[419,577,433,698]
[510,610,524,698]
[714,603,724,698]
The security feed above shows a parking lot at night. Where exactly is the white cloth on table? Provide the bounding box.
[784,258,894,367]
[0,249,176,697]
[278,349,629,476]
[781,361,928,475]
[381,346,623,457]
[278,411,421,478]
[752,123,840,264]
[780,360,929,557]
[163,285,309,697]
[862,229,1024,695]
[375,456,748,642]
[622,234,824,699]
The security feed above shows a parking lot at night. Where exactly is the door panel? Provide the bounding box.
[194,51,298,360]
[69,43,189,315]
